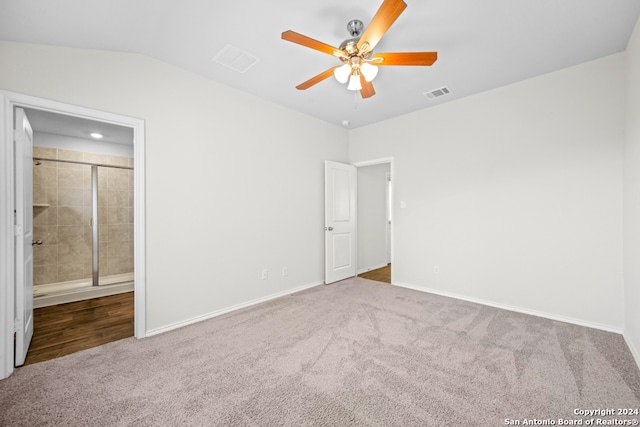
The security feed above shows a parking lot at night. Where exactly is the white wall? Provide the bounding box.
[0,41,349,332]
[357,163,390,272]
[0,38,633,343]
[33,132,134,158]
[624,17,640,364]
[350,53,625,330]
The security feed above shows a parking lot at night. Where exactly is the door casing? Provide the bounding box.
[0,90,147,380]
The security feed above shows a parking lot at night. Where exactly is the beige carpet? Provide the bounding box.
[1,277,639,426]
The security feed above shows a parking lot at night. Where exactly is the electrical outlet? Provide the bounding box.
[261,269,268,280]
[433,265,440,275]
[282,267,288,277]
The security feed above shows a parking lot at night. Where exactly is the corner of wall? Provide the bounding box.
[624,328,640,371]
[623,14,640,371]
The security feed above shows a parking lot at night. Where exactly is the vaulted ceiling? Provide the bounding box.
[1,0,639,128]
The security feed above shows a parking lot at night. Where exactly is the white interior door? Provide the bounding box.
[325,160,356,284]
[14,107,34,366]
[386,172,392,264]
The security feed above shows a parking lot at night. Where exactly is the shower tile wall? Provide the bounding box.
[32,147,133,286]
[98,166,134,278]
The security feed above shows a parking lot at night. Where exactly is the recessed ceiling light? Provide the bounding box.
[90,132,103,139]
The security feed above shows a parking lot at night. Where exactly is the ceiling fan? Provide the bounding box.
[281,0,438,99]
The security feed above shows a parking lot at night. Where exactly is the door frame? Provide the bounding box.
[0,90,147,380]
[352,157,394,284]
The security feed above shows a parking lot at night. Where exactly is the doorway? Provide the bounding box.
[354,158,393,284]
[25,108,135,364]
[0,91,146,379]
[26,108,135,307]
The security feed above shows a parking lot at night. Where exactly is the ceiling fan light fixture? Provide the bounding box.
[360,62,379,82]
[347,73,362,91]
[281,0,439,98]
[334,64,351,84]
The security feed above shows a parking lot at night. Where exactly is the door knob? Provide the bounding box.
[325,227,334,231]
[32,240,43,246]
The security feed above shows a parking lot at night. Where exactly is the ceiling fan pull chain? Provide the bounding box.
[354,91,359,110]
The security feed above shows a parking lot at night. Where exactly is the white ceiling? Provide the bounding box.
[2,0,640,129]
[24,109,133,146]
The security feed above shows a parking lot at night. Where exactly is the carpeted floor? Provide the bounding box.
[1,277,639,426]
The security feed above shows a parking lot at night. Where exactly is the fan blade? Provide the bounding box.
[282,30,342,57]
[296,67,339,90]
[357,0,407,52]
[360,75,376,99]
[371,52,438,66]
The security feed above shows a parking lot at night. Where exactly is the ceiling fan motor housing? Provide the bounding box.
[339,38,361,55]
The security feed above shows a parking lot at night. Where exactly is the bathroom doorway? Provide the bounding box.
[26,109,135,364]
[26,109,135,307]
[0,91,146,378]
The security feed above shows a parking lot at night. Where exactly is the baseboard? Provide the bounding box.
[392,281,622,334]
[357,263,388,275]
[623,330,640,371]
[146,281,324,337]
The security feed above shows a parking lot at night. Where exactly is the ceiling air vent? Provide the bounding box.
[213,44,259,73]
[424,86,451,100]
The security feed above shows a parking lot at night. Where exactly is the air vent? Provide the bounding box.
[424,86,451,99]
[213,44,259,73]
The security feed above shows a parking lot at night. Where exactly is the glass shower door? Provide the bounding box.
[97,166,134,286]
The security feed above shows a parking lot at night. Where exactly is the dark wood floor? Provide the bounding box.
[358,264,391,283]
[23,292,134,366]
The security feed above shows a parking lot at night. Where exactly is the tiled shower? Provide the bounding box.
[32,146,134,306]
